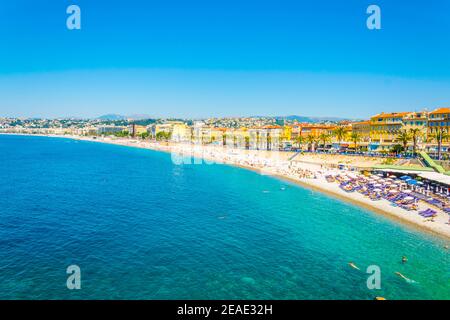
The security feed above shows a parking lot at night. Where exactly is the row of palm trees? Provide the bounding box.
[294,126,450,159]
[396,128,449,159]
[294,128,362,152]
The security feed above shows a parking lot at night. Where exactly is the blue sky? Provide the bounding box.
[0,0,449,118]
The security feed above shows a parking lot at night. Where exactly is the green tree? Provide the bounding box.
[267,135,272,150]
[391,144,404,155]
[409,128,422,154]
[395,130,411,153]
[139,132,150,139]
[244,136,250,149]
[350,132,361,151]
[295,135,305,150]
[333,127,347,147]
[306,134,317,152]
[429,128,449,160]
[156,131,171,141]
[114,130,129,138]
[318,133,331,148]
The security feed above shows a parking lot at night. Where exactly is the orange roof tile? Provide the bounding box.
[430,108,450,114]
[261,125,282,129]
[352,121,370,125]
[371,112,410,119]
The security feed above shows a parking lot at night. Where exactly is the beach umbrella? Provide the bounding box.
[404,196,414,201]
[407,179,418,185]
[373,188,382,192]
[403,190,412,194]
[377,173,384,177]
[400,175,411,180]
[389,189,399,193]
[416,181,424,185]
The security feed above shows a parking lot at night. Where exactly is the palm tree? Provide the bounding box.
[430,128,449,160]
[409,128,422,154]
[333,127,347,147]
[318,133,331,151]
[222,133,227,146]
[395,130,411,153]
[255,132,260,150]
[350,132,361,151]
[306,135,317,152]
[244,136,250,149]
[295,136,305,150]
[267,135,272,151]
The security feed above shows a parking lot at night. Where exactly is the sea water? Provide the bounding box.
[0,135,448,299]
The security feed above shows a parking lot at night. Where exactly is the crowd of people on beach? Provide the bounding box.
[328,171,450,224]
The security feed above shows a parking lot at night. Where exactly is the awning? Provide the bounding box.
[416,172,450,186]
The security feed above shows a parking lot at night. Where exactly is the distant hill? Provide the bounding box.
[97,114,127,121]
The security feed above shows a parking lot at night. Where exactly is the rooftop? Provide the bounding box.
[429,108,450,115]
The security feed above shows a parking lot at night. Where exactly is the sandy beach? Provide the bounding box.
[6,133,450,241]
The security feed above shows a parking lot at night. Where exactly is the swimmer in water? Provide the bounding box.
[395,272,416,283]
[349,262,360,270]
[402,256,408,263]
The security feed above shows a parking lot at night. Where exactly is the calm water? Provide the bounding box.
[0,135,448,299]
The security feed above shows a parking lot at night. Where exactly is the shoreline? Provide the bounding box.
[3,133,450,242]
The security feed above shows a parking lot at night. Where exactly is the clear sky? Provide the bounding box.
[0,0,449,118]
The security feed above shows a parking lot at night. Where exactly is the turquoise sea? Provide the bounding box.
[0,135,448,299]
